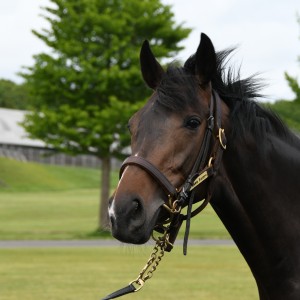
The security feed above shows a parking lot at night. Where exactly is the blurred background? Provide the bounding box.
[0,0,299,299]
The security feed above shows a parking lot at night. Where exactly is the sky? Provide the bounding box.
[0,0,299,102]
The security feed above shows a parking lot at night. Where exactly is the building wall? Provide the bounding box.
[0,144,121,169]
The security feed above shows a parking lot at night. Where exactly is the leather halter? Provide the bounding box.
[119,90,226,254]
[101,91,227,300]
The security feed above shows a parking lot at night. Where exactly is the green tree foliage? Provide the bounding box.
[284,14,300,102]
[285,72,300,102]
[269,15,300,132]
[20,0,191,229]
[0,79,29,109]
[268,100,300,132]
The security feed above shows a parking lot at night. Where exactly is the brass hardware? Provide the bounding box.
[218,128,227,150]
[190,171,209,191]
[129,278,144,292]
[129,231,170,293]
[163,195,182,215]
[208,157,214,167]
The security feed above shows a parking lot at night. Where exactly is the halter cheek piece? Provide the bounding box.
[119,90,227,254]
[102,90,226,300]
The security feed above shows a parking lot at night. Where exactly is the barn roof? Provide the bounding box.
[0,108,45,147]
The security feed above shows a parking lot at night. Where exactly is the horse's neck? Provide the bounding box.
[211,134,300,299]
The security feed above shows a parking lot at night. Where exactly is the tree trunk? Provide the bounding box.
[99,156,111,230]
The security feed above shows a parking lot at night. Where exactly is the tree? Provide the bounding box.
[285,14,300,102]
[285,73,300,102]
[0,79,29,109]
[20,0,191,230]
[273,15,300,131]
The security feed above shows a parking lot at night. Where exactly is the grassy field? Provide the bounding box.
[0,157,118,192]
[0,157,230,240]
[0,189,103,240]
[0,245,257,300]
[0,158,255,299]
[0,188,229,240]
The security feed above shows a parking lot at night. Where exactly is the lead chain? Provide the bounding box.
[129,235,168,292]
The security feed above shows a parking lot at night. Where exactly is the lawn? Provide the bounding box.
[0,189,103,240]
[0,157,118,192]
[0,246,258,300]
[0,188,229,240]
[0,158,254,299]
[0,158,230,240]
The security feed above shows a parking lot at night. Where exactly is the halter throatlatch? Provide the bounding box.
[102,90,227,300]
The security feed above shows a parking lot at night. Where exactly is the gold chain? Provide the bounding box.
[128,193,182,293]
[129,232,171,292]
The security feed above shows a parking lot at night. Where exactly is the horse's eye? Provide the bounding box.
[127,123,132,134]
[186,117,201,130]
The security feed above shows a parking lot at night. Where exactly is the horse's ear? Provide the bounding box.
[195,33,217,86]
[140,40,164,89]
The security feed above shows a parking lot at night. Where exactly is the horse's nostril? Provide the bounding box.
[132,199,143,217]
[133,199,139,210]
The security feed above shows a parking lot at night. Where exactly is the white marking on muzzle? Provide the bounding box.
[109,167,129,220]
[108,199,116,220]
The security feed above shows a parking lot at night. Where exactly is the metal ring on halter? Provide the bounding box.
[208,156,214,167]
[218,128,227,150]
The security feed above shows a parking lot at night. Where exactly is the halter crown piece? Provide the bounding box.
[102,90,227,299]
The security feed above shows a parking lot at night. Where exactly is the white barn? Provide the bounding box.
[0,108,102,168]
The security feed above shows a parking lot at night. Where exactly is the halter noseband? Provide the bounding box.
[119,90,226,254]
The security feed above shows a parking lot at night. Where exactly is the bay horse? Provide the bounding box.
[108,33,300,299]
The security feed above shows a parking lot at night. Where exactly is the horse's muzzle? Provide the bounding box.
[108,195,155,244]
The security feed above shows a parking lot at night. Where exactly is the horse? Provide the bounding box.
[108,33,300,299]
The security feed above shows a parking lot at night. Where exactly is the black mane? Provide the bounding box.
[157,49,299,145]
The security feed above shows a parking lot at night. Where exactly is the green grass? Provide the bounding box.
[0,246,257,300]
[0,157,230,240]
[0,157,120,192]
[0,189,104,240]
[0,188,229,240]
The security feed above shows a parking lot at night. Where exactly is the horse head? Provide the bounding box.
[109,33,225,244]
